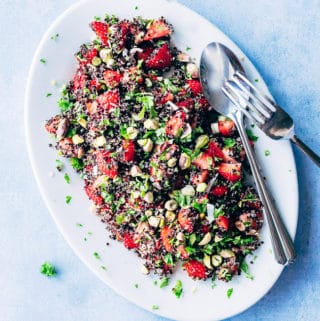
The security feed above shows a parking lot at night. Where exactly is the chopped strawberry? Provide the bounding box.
[178,209,193,233]
[103,70,122,88]
[177,245,189,259]
[218,118,235,136]
[137,46,154,61]
[193,152,213,170]
[216,216,229,230]
[160,226,174,252]
[91,21,108,45]
[212,186,228,197]
[117,21,130,51]
[73,71,86,90]
[165,111,186,137]
[207,141,225,159]
[84,185,103,205]
[122,140,135,162]
[186,80,203,96]
[176,98,194,110]
[184,260,206,279]
[88,79,102,91]
[123,233,138,249]
[159,92,174,104]
[201,225,210,234]
[218,163,241,182]
[198,97,210,108]
[145,43,172,70]
[96,90,120,111]
[144,19,172,41]
[191,170,209,185]
[45,116,60,134]
[96,151,118,178]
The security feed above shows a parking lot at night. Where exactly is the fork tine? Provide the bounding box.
[231,75,272,118]
[234,71,277,113]
[222,82,265,125]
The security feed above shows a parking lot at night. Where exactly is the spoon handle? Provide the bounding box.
[291,135,320,167]
[232,111,296,265]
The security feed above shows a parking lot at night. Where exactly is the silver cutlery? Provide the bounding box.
[200,42,296,265]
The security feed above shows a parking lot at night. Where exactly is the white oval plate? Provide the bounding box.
[25,0,298,320]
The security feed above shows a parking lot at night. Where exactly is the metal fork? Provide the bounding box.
[223,71,320,167]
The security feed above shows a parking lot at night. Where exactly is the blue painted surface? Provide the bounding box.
[0,0,319,320]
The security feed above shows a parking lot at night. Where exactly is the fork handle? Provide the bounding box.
[291,135,320,167]
[233,111,296,265]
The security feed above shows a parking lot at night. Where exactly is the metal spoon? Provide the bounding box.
[200,42,296,265]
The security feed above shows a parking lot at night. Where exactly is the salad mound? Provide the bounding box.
[45,15,263,281]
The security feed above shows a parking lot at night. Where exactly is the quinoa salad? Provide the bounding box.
[45,15,263,282]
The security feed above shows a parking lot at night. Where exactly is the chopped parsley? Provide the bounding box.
[93,252,100,259]
[40,58,46,64]
[40,261,56,277]
[76,223,83,227]
[227,288,233,298]
[246,129,258,142]
[134,283,139,288]
[58,97,74,112]
[46,93,52,97]
[70,157,84,171]
[100,265,107,270]
[94,16,101,21]
[172,280,183,298]
[65,195,72,204]
[264,149,271,156]
[151,305,159,310]
[240,261,254,280]
[55,159,63,171]
[64,173,70,184]
[224,138,236,148]
[50,33,59,41]
[163,253,173,265]
[186,46,191,51]
[159,277,170,288]
[254,78,259,82]
[134,5,138,10]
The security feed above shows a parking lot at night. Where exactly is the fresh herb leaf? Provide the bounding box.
[46,93,52,97]
[163,253,173,265]
[213,205,224,218]
[101,265,107,270]
[151,305,159,310]
[264,149,271,156]
[40,58,46,64]
[58,97,73,112]
[40,262,56,277]
[65,195,72,204]
[172,280,183,298]
[134,283,139,288]
[55,159,63,171]
[50,33,59,41]
[224,138,236,148]
[93,252,100,259]
[64,173,70,184]
[246,129,258,142]
[227,288,233,298]
[240,260,254,280]
[186,46,191,51]
[193,199,208,213]
[70,157,84,171]
[159,277,170,288]
[76,223,83,227]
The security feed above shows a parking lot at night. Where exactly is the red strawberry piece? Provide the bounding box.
[212,185,228,197]
[160,226,174,252]
[184,260,206,279]
[144,19,172,41]
[177,245,189,259]
[198,97,210,108]
[216,216,229,231]
[84,185,103,205]
[91,21,108,45]
[123,233,138,249]
[178,209,193,233]
[103,70,122,88]
[165,111,186,137]
[191,170,209,185]
[122,140,135,162]
[193,152,213,170]
[84,48,98,64]
[96,90,120,111]
[177,88,188,97]
[96,151,118,178]
[218,118,235,136]
[73,71,86,90]
[201,225,210,234]
[88,79,101,91]
[218,163,241,182]
[186,80,203,96]
[159,92,174,104]
[137,46,154,61]
[145,43,172,70]
[176,98,194,110]
[117,21,130,50]
[207,141,225,159]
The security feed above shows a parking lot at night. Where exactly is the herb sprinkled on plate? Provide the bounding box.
[40,262,56,277]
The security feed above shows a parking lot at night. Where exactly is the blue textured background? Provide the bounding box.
[0,0,319,320]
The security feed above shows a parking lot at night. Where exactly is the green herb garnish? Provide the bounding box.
[151,305,159,310]
[172,280,183,298]
[64,173,70,184]
[70,157,84,171]
[240,261,254,280]
[40,58,46,64]
[246,129,258,142]
[93,252,100,259]
[224,138,236,148]
[227,288,233,298]
[40,262,56,277]
[50,33,59,41]
[65,195,72,204]
[46,93,52,97]
[159,277,170,288]
[55,159,63,171]
[264,150,271,156]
